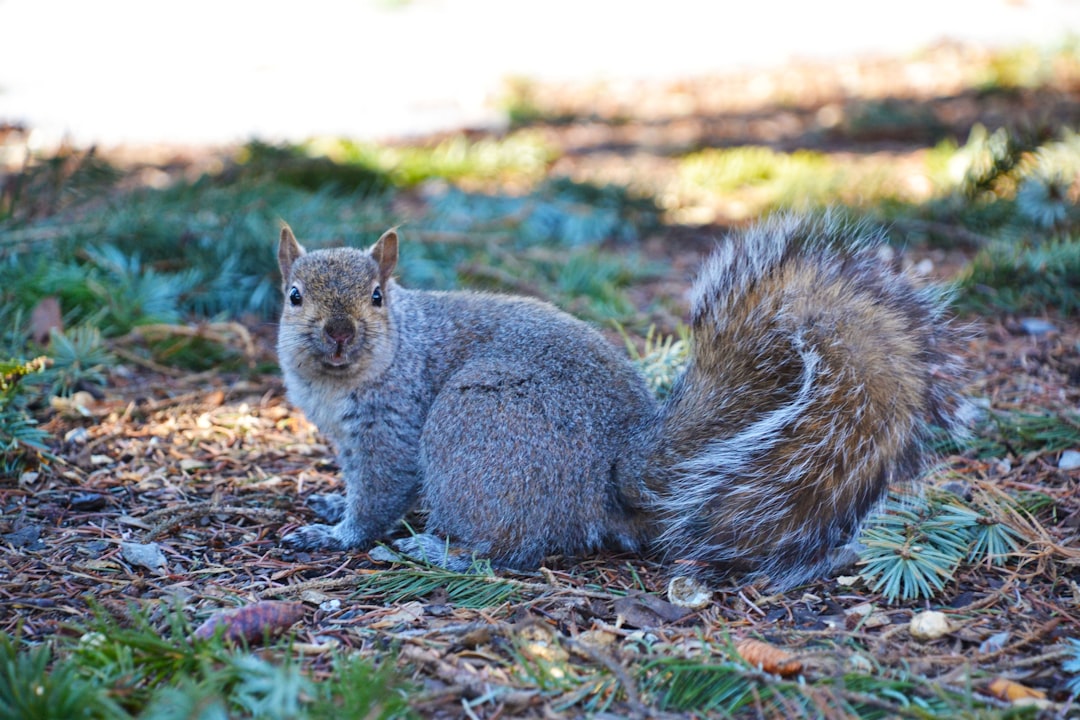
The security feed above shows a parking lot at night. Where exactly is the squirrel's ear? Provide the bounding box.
[278,225,305,280]
[372,228,399,287]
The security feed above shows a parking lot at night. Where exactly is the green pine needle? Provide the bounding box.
[641,659,758,714]
[351,565,528,608]
[625,325,690,399]
[859,488,1025,603]
[0,631,122,720]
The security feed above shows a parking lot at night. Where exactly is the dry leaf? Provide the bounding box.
[30,297,62,345]
[987,677,1046,703]
[613,592,692,628]
[369,601,425,629]
[736,638,802,677]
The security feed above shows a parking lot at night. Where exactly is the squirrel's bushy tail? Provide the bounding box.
[646,215,968,589]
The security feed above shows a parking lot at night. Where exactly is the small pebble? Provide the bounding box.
[1018,318,1057,336]
[318,599,342,613]
[69,492,107,511]
[1058,449,1080,471]
[909,610,951,640]
[3,525,44,550]
[64,427,89,444]
[121,541,168,574]
[978,630,1010,654]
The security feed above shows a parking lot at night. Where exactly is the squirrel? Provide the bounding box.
[275,214,967,590]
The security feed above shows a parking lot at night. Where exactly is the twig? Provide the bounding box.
[972,617,1061,664]
[125,322,257,362]
[143,503,287,540]
[109,345,191,378]
[259,576,371,599]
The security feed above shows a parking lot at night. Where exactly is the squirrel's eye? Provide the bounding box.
[372,286,383,307]
[288,287,302,306]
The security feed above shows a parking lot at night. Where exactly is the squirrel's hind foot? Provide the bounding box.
[389,534,482,573]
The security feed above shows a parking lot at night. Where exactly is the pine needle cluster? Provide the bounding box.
[859,488,1024,602]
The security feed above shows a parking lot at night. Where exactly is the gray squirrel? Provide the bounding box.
[275,215,967,589]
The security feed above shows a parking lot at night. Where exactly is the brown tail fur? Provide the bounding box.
[646,214,968,589]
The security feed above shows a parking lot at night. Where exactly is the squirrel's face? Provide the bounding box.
[277,227,399,383]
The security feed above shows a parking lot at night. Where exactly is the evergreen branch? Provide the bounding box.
[858,485,1031,603]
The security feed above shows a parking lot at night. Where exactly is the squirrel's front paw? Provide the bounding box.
[281,524,346,552]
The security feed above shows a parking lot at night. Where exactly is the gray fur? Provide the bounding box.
[275,217,967,589]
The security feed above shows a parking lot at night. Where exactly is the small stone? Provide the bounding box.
[1058,450,1080,471]
[64,427,89,444]
[298,589,333,605]
[978,630,1010,654]
[844,602,890,629]
[69,492,107,511]
[844,602,874,619]
[912,258,934,277]
[909,610,951,640]
[3,525,44,550]
[121,541,168,574]
[1018,318,1057,336]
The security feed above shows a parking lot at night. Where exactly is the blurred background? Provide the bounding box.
[1,0,1078,146]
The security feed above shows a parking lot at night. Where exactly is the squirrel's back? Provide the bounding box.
[646,215,967,588]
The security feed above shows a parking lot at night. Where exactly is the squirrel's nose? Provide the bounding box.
[324,317,356,346]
